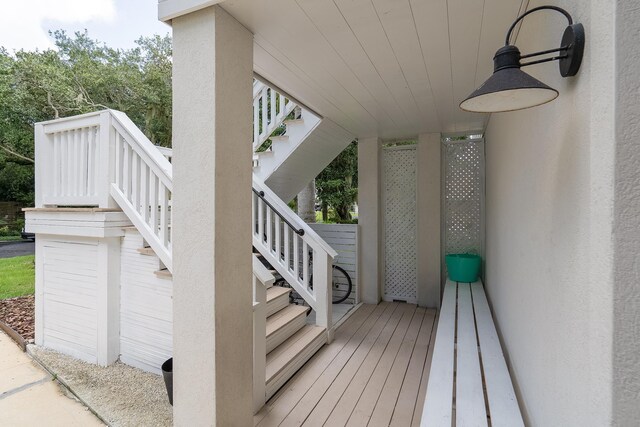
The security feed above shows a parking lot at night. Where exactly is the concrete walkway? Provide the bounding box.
[0,330,104,426]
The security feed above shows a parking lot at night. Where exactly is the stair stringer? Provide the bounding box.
[263,116,355,202]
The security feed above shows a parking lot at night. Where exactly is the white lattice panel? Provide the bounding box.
[383,146,417,302]
[444,140,484,256]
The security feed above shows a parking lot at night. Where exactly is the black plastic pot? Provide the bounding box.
[161,358,173,405]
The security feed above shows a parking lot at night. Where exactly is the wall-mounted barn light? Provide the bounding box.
[460,6,584,113]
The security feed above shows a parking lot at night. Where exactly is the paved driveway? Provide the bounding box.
[0,241,35,259]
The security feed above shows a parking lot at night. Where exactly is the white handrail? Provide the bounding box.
[108,111,173,271]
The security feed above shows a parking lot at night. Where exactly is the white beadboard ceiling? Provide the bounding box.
[221,0,529,139]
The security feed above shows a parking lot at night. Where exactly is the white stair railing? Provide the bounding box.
[253,80,297,151]
[109,111,173,271]
[252,176,337,331]
[36,109,173,271]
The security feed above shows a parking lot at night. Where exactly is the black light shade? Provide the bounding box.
[460,45,559,113]
[459,68,558,113]
[460,6,585,113]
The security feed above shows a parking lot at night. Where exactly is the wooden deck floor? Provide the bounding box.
[254,302,438,427]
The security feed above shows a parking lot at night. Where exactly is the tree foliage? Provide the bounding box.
[315,141,358,222]
[0,30,172,205]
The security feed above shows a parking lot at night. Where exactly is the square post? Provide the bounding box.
[96,237,121,365]
[417,133,441,307]
[358,137,382,304]
[172,5,253,425]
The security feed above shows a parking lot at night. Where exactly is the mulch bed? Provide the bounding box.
[0,295,35,341]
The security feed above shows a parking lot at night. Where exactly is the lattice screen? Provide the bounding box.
[443,139,484,257]
[383,146,417,303]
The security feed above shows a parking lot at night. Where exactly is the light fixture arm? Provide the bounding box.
[503,5,584,77]
[505,5,573,46]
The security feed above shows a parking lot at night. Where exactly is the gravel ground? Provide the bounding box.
[0,295,34,340]
[29,346,173,427]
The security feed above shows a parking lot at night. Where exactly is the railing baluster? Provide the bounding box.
[302,241,309,292]
[159,183,168,246]
[279,94,285,120]
[53,133,60,196]
[72,130,79,196]
[266,207,272,253]
[253,97,259,149]
[140,162,148,220]
[66,131,73,197]
[149,169,158,234]
[123,143,130,200]
[261,86,268,140]
[270,89,276,133]
[293,234,299,283]
[284,226,290,271]
[114,134,121,189]
[275,216,281,264]
[131,152,138,209]
[257,198,264,246]
[79,129,86,196]
[87,128,94,196]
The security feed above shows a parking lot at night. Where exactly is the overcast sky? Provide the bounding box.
[0,0,170,52]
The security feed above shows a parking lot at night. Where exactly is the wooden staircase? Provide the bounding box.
[136,234,326,402]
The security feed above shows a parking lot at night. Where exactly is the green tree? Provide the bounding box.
[0,30,172,206]
[315,141,358,222]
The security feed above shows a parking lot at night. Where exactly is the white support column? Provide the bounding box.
[417,133,441,308]
[96,237,121,365]
[358,137,382,304]
[172,5,253,425]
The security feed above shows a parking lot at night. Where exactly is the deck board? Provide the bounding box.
[255,302,437,427]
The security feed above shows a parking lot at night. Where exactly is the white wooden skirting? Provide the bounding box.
[40,237,99,363]
[309,223,358,304]
[119,230,173,374]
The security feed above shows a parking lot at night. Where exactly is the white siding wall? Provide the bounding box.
[120,230,173,374]
[42,238,99,363]
[309,223,358,304]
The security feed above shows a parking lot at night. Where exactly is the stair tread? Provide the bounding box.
[283,118,304,125]
[266,305,309,338]
[154,269,172,279]
[266,286,291,303]
[137,247,155,256]
[266,325,325,383]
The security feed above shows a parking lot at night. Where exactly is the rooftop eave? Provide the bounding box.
[158,0,226,23]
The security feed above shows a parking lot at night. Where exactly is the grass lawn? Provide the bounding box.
[0,236,24,242]
[0,255,35,299]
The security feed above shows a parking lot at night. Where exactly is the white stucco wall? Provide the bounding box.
[484,1,616,425]
[612,1,640,423]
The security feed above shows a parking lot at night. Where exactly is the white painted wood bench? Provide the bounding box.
[421,279,524,427]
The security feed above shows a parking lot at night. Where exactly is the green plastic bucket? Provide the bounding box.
[446,254,481,283]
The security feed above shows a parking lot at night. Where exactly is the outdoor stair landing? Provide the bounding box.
[254,301,438,427]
